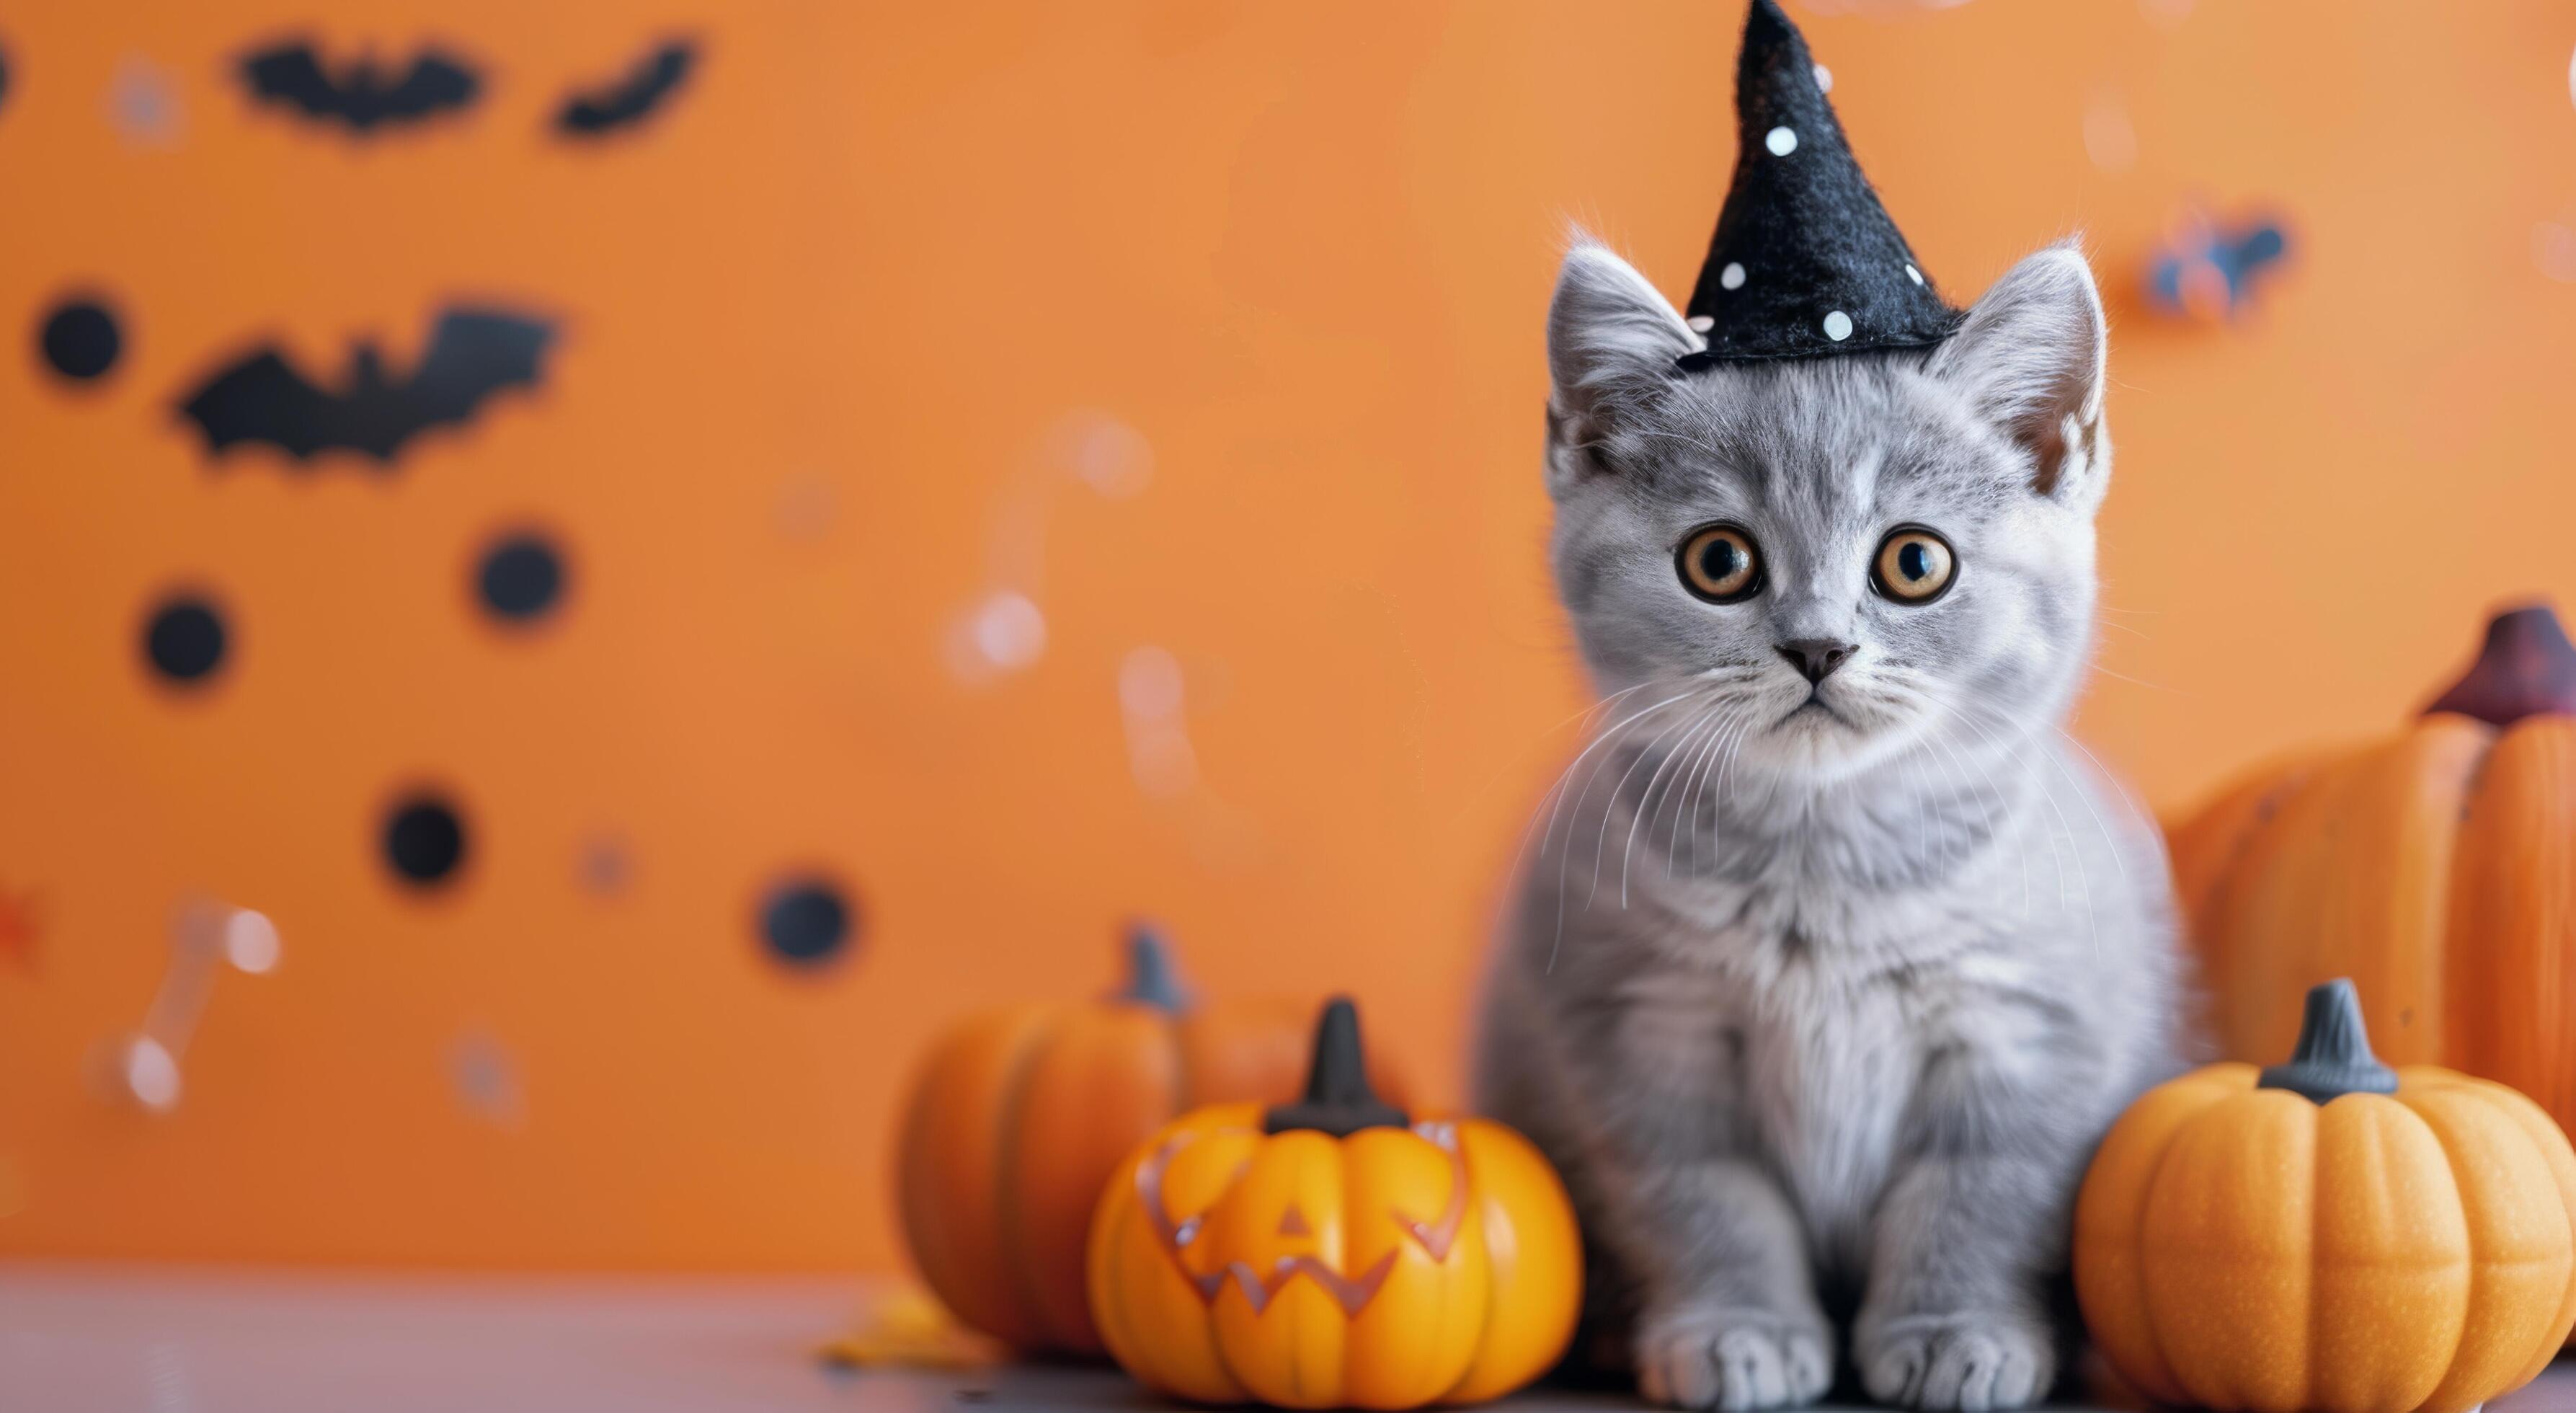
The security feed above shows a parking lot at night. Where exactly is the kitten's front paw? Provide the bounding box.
[1635,1304,1831,1412]
[1855,1311,2053,1412]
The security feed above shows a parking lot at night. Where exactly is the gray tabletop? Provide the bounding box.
[3,1262,2570,1413]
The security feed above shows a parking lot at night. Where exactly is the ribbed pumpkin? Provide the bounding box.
[2170,603,2576,1130]
[1086,999,1581,1409]
[894,928,1401,1356]
[2076,980,2576,1413]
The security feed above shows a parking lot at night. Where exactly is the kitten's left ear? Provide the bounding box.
[1930,242,2110,506]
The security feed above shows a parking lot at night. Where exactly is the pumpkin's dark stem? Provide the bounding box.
[2424,603,2576,727]
[1264,997,1409,1136]
[2257,978,2398,1104]
[1114,923,1189,1012]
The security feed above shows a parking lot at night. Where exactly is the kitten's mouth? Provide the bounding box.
[1778,692,1848,729]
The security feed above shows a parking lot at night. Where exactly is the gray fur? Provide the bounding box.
[1475,239,2182,1412]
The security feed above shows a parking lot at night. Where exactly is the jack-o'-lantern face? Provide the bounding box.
[1086,1001,1583,1409]
[1134,1115,1472,1322]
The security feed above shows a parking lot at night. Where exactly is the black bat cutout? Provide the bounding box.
[554,39,696,137]
[239,40,481,134]
[177,306,554,466]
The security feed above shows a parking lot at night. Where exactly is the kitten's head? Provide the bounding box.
[1544,237,2109,786]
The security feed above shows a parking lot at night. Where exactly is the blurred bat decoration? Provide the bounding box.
[554,39,697,137]
[177,306,554,465]
[239,39,481,134]
[2145,209,2291,322]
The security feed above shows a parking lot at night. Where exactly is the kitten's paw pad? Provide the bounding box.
[1635,1307,1831,1411]
[1858,1313,2053,1412]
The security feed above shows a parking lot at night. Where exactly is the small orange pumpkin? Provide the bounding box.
[894,927,1401,1355]
[1086,998,1580,1409]
[2076,979,2576,1413]
[2171,604,2576,1130]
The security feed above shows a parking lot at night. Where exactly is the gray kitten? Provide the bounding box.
[1473,239,2182,1413]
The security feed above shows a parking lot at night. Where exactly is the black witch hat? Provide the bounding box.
[1676,0,1961,370]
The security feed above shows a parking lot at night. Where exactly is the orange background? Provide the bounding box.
[3,0,2573,1271]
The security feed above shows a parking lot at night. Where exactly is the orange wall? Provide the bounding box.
[3,0,2573,1270]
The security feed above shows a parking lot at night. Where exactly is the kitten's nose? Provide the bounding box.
[1776,638,1857,684]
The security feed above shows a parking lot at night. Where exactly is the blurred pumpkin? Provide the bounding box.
[894,927,1402,1356]
[2170,603,2576,1130]
[2076,979,2576,1413]
[1086,998,1579,1409]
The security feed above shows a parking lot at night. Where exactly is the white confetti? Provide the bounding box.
[125,1037,181,1112]
[971,592,1046,670]
[222,909,279,974]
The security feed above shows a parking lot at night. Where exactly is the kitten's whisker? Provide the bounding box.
[1499,680,1661,879]
[1623,703,1736,905]
[1930,696,2065,920]
[1697,708,1756,877]
[2052,726,2159,829]
[1538,685,1703,867]
[1904,740,1936,874]
[1586,695,1720,910]
[1953,691,2128,896]
[1545,685,1710,968]
[1934,692,2100,963]
[2035,734,2133,894]
[1669,709,1744,880]
[1452,681,1648,835]
[1919,706,2027,918]
[2089,664,2181,694]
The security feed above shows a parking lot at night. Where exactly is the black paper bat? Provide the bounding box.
[239,40,481,134]
[554,39,696,137]
[177,307,554,465]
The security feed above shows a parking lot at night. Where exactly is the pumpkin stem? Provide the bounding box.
[1264,997,1409,1137]
[2423,603,2576,727]
[2257,978,2398,1104]
[1114,922,1189,1012]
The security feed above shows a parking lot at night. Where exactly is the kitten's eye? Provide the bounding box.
[1677,523,1763,603]
[1873,526,1956,605]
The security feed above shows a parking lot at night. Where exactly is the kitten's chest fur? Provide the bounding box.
[1618,887,1958,1263]
[1482,734,2174,1311]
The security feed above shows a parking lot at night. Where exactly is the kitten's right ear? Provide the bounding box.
[1929,242,2110,506]
[1545,239,1697,497]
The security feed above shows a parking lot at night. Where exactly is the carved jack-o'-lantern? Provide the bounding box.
[1085,998,1580,1409]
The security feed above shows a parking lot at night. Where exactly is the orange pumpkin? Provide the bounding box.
[894,928,1401,1355]
[2076,979,2576,1413]
[1086,998,1580,1409]
[2171,603,2576,1130]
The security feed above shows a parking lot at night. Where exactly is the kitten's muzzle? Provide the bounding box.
[1775,638,1856,684]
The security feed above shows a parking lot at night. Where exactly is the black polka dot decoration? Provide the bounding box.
[0,42,13,116]
[475,531,567,624]
[141,594,228,686]
[759,876,857,969]
[383,794,470,889]
[39,296,123,383]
